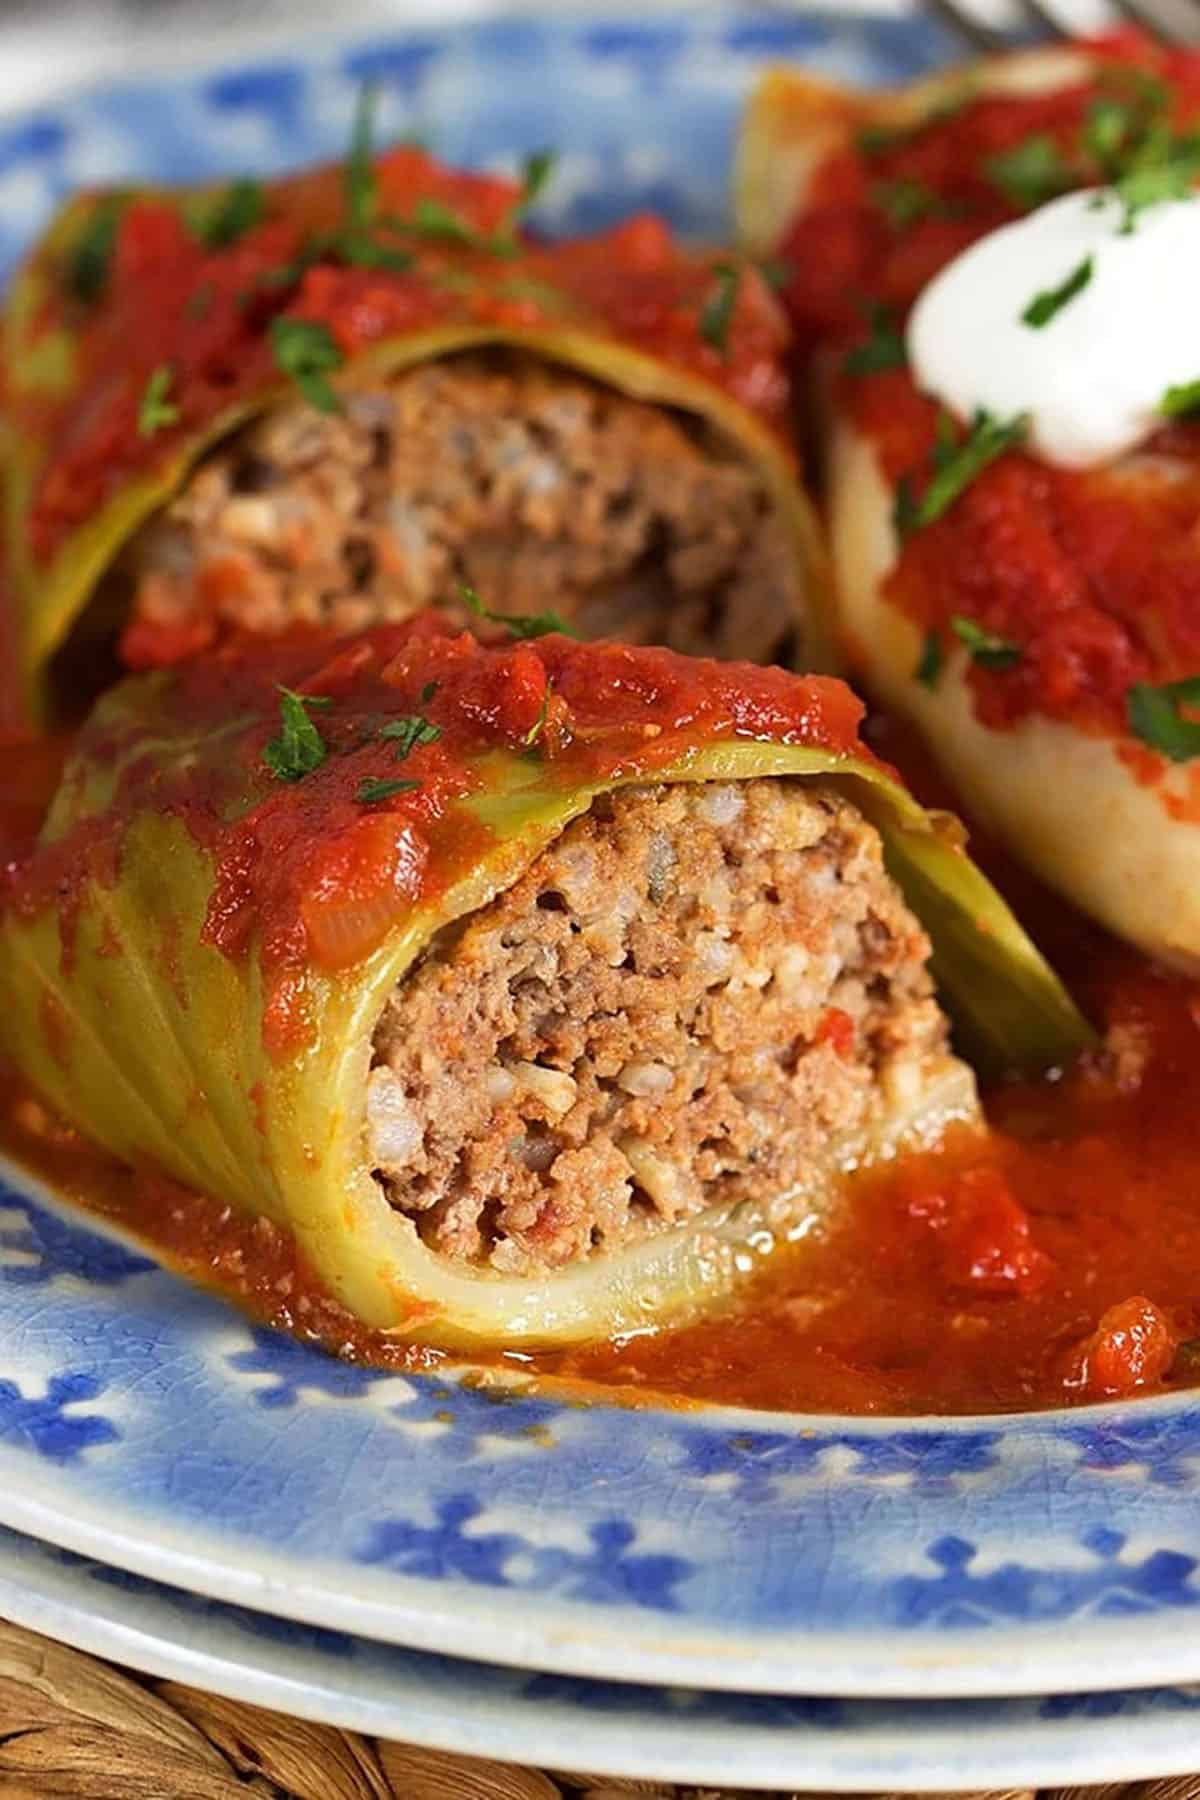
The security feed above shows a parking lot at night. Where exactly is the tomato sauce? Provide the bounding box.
[1,700,1199,1417]
[775,37,1200,765]
[0,619,868,1056]
[12,147,789,582]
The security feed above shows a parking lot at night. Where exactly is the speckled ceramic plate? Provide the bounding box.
[3,4,1200,1710]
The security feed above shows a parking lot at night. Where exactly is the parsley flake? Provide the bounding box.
[379,715,442,759]
[358,776,420,805]
[407,197,489,247]
[1112,129,1200,232]
[1127,675,1200,762]
[523,682,553,750]
[199,178,264,249]
[856,122,901,159]
[420,680,439,703]
[1084,99,1135,173]
[700,263,741,357]
[137,365,180,438]
[263,688,330,783]
[915,630,943,687]
[269,317,343,412]
[65,192,127,304]
[872,178,944,229]
[459,582,576,640]
[894,411,1028,537]
[1021,255,1093,329]
[346,83,379,231]
[517,149,557,211]
[986,136,1074,211]
[185,282,215,321]
[951,615,1020,670]
[843,304,906,376]
[1161,378,1200,418]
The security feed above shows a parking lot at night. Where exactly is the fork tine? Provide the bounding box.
[920,0,1017,53]
[1105,0,1200,44]
[1006,0,1074,38]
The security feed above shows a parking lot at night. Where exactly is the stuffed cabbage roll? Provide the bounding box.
[0,617,1089,1346]
[736,38,1200,969]
[4,128,829,725]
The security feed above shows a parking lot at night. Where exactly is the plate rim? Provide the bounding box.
[3,1522,1200,1793]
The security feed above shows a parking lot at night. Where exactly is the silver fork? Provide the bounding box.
[924,0,1200,50]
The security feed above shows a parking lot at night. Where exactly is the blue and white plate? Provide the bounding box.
[4,1521,1200,1793]
[3,3,1200,1714]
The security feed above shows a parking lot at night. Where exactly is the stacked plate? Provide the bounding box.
[2,9,1200,1789]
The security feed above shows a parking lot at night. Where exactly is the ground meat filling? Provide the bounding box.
[118,352,802,666]
[367,778,949,1275]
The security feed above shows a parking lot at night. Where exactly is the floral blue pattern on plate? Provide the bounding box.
[3,1521,1200,1791]
[5,1157,1200,1699]
[1,3,1197,1706]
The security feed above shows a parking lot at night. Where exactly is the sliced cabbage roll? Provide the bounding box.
[735,38,1200,968]
[4,137,830,726]
[0,619,1089,1347]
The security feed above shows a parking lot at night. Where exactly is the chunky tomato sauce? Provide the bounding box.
[0,705,1199,1416]
[776,36,1200,756]
[0,619,867,1056]
[12,147,789,588]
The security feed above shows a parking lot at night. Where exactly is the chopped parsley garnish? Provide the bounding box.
[358,776,420,805]
[269,317,343,412]
[1083,98,1136,172]
[407,197,490,247]
[517,148,557,212]
[894,410,1028,537]
[65,192,127,304]
[137,365,180,438]
[915,629,943,687]
[1127,675,1200,762]
[1074,72,1200,232]
[346,83,379,231]
[1111,130,1200,232]
[459,582,576,640]
[1161,378,1200,418]
[843,304,907,376]
[951,615,1020,670]
[262,688,330,782]
[699,263,741,356]
[379,715,441,759]
[872,178,944,229]
[420,680,439,703]
[857,122,901,159]
[1020,254,1093,329]
[386,148,557,258]
[523,682,554,750]
[985,136,1074,211]
[198,177,264,249]
[185,282,215,321]
[755,257,791,292]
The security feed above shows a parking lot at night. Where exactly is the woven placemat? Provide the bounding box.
[1,1619,1197,1800]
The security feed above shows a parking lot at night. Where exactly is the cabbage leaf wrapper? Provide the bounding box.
[0,621,1092,1346]
[4,144,830,723]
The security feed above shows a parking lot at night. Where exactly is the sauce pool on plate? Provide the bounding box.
[1,723,1196,1418]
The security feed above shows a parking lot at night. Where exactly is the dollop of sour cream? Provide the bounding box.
[907,188,1200,468]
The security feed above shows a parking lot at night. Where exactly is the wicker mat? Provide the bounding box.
[2,1619,1198,1800]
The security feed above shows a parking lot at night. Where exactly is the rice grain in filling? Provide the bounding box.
[367,777,950,1275]
[116,352,803,668]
